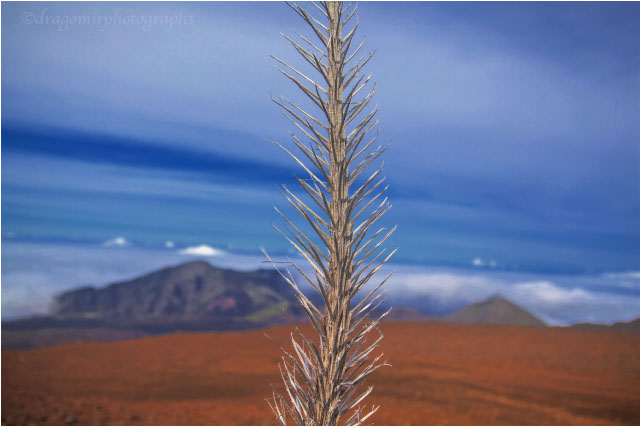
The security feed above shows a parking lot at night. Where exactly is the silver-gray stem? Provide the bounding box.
[265,2,396,425]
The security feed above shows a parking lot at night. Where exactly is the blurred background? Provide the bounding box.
[2,1,639,325]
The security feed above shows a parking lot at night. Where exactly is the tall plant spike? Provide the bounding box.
[264,2,396,425]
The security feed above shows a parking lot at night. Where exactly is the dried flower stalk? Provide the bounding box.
[264,2,396,425]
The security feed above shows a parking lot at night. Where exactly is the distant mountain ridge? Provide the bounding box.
[442,295,547,327]
[569,318,639,333]
[53,260,296,322]
[3,261,305,349]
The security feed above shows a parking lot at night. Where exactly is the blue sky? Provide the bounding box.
[1,2,639,322]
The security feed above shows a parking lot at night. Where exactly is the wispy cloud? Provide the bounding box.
[103,236,129,247]
[2,125,295,186]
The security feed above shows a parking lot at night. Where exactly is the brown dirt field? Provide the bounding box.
[2,322,639,425]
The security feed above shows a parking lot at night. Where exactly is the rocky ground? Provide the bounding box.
[2,321,639,425]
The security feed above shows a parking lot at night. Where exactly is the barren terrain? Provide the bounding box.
[2,322,638,425]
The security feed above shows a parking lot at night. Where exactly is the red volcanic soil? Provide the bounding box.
[2,322,639,425]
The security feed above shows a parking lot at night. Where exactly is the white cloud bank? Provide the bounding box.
[386,268,640,326]
[178,244,225,257]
